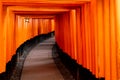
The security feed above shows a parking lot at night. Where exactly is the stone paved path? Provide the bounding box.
[21,37,64,80]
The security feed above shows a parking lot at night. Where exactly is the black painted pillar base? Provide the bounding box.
[54,43,105,80]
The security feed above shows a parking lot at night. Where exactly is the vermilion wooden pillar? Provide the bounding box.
[76,8,83,65]
[84,3,91,70]
[96,0,105,78]
[90,1,96,75]
[64,13,70,55]
[90,0,99,77]
[32,19,39,37]
[103,0,111,80]
[116,0,120,79]
[91,0,118,79]
[5,8,15,62]
[15,15,23,49]
[109,0,117,79]
[59,14,65,51]
[81,4,87,68]
[38,19,41,34]
[0,2,6,73]
[70,9,77,60]
[51,19,55,32]
[55,16,59,47]
[65,13,71,56]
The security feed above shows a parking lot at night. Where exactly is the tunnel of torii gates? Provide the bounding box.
[0,0,120,80]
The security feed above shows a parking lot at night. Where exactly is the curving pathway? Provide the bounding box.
[21,37,64,80]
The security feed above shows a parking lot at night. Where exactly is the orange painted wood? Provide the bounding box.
[116,0,120,79]
[103,0,111,80]
[65,13,70,54]
[61,14,66,52]
[58,16,60,46]
[87,3,92,72]
[54,17,58,44]
[64,13,71,56]
[59,15,64,51]
[0,2,6,73]
[69,11,74,58]
[15,15,23,49]
[96,0,105,78]
[91,0,99,77]
[39,19,44,34]
[54,16,60,47]
[43,19,47,33]
[42,19,46,34]
[32,19,39,36]
[51,19,55,32]
[48,19,50,32]
[47,19,51,33]
[76,8,83,65]
[64,13,69,53]
[19,15,55,19]
[39,19,50,34]
[6,6,70,15]
[38,19,41,34]
[22,17,29,41]
[5,9,15,62]
[109,0,117,80]
[15,16,54,46]
[90,1,96,75]
[90,0,118,79]
[1,0,90,7]
[81,5,87,68]
[55,13,71,56]
[27,18,33,39]
[65,14,71,56]
[84,3,91,70]
[70,9,77,60]
[2,0,91,2]
[87,3,92,73]
[85,2,93,73]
